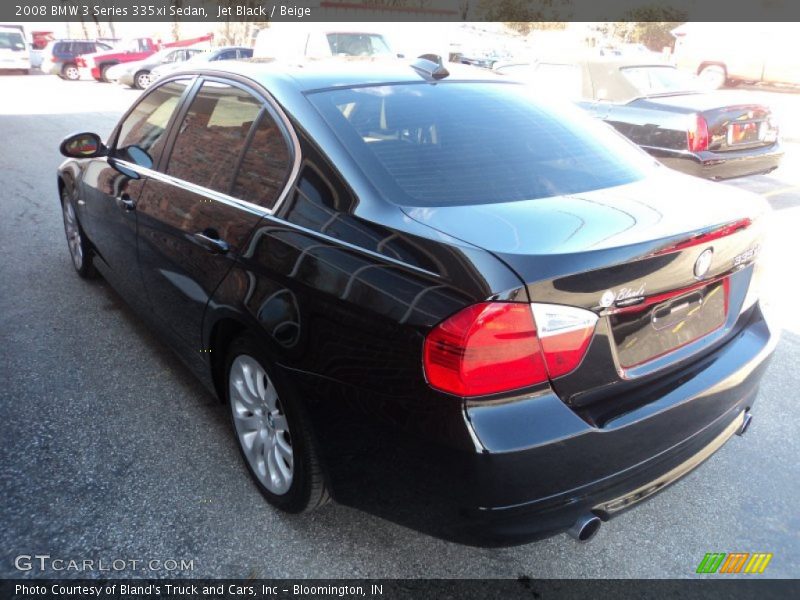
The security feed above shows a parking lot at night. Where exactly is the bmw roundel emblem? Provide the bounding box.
[694,248,714,279]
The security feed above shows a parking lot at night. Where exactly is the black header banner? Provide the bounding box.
[3,0,800,23]
[2,579,799,600]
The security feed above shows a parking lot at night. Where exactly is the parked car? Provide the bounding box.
[149,46,253,82]
[40,39,113,80]
[106,47,204,89]
[495,57,783,180]
[0,25,31,74]
[76,35,214,82]
[57,59,775,545]
[672,23,800,89]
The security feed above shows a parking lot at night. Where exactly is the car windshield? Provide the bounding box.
[620,66,701,95]
[326,33,392,56]
[0,31,25,51]
[309,82,654,207]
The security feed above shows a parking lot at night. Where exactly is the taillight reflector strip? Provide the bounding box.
[531,304,599,379]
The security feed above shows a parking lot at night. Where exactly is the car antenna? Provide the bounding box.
[411,54,450,81]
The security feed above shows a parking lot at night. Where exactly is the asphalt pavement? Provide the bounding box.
[0,73,798,579]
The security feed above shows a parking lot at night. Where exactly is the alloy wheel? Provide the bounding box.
[229,355,294,495]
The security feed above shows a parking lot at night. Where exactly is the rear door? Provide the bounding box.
[135,77,295,352]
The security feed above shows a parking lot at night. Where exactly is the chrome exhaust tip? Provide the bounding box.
[567,514,602,542]
[736,412,753,436]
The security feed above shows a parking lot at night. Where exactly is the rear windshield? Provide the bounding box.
[308,82,653,207]
[621,66,701,95]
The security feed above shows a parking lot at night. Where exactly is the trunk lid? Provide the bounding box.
[403,170,769,406]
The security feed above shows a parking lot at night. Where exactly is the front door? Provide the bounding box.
[79,79,191,296]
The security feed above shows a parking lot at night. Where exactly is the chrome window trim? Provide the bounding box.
[113,159,268,218]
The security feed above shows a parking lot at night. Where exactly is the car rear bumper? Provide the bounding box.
[460,303,777,543]
[306,302,777,545]
[658,143,784,179]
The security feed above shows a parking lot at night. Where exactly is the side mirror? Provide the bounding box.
[59,132,106,158]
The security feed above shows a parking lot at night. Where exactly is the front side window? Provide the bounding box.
[116,80,189,158]
[310,82,654,207]
[166,81,263,195]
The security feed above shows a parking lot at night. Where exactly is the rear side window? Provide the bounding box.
[309,82,653,207]
[230,109,293,208]
[116,80,189,159]
[166,82,263,195]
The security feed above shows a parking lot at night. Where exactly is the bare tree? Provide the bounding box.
[477,0,572,21]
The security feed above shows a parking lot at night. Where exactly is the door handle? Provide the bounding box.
[193,231,230,254]
[115,193,135,211]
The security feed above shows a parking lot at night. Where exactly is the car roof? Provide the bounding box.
[167,57,503,94]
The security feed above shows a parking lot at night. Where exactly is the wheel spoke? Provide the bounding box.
[271,414,288,432]
[234,411,262,433]
[273,444,292,481]
[264,383,278,412]
[232,379,258,408]
[242,362,258,398]
[275,434,293,466]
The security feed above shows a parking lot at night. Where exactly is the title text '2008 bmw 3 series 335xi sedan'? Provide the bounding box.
[57,57,777,545]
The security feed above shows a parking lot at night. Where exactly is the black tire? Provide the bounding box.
[61,63,79,81]
[99,64,113,82]
[60,187,97,279]
[225,333,329,513]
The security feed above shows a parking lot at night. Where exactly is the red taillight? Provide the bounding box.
[687,114,709,152]
[423,302,598,397]
[75,57,85,67]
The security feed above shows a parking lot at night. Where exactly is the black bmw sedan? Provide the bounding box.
[57,58,776,545]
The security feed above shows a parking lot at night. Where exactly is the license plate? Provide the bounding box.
[727,121,763,145]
